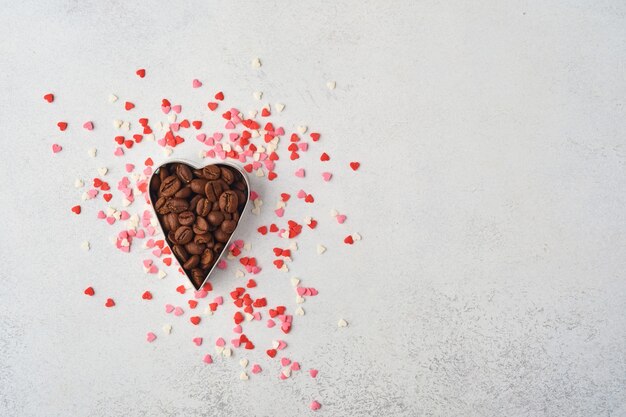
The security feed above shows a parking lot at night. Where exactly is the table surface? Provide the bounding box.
[1,1,626,416]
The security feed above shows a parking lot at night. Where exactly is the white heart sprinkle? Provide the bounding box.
[317,245,326,254]
[98,167,108,176]
[295,307,305,316]
[80,241,90,251]
[296,296,305,304]
[240,372,249,381]
[163,324,172,334]
[297,125,307,134]
[113,119,122,128]
[276,103,285,112]
[352,232,362,241]
[338,319,348,328]
[251,58,262,68]
[239,359,249,368]
[74,179,84,188]
[326,81,336,90]
[108,94,118,103]
[291,278,300,287]
[253,91,263,100]
[223,348,232,357]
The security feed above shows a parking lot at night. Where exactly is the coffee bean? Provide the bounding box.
[155,196,170,214]
[214,228,231,243]
[191,268,205,287]
[220,167,235,184]
[150,176,161,193]
[175,164,193,183]
[194,233,213,245]
[207,211,224,226]
[205,180,227,202]
[166,198,189,213]
[202,165,221,180]
[174,186,192,199]
[193,217,209,235]
[183,255,200,269]
[200,249,214,267]
[174,226,193,245]
[163,213,180,231]
[185,242,206,255]
[160,175,181,197]
[219,190,238,213]
[190,178,208,195]
[178,211,195,226]
[172,245,189,262]
[159,167,169,182]
[196,198,211,217]
[221,219,237,234]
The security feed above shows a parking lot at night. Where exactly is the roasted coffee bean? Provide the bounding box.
[166,198,189,213]
[174,186,192,199]
[191,268,205,287]
[219,190,238,213]
[185,242,205,255]
[159,167,169,181]
[214,228,231,243]
[213,242,225,254]
[155,196,170,214]
[178,211,195,226]
[190,178,208,195]
[196,198,211,217]
[163,213,180,231]
[207,211,224,226]
[234,189,247,207]
[202,165,221,180]
[175,164,193,183]
[183,255,200,269]
[232,212,240,222]
[221,219,237,234]
[205,180,227,202]
[233,180,246,191]
[168,230,178,244]
[200,249,214,267]
[172,245,189,262]
[160,175,181,197]
[194,233,213,245]
[150,176,161,193]
[174,226,193,245]
[193,217,209,235]
[220,167,235,184]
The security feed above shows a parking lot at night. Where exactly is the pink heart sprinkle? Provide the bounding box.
[164,304,174,313]
[225,121,235,129]
[294,168,305,178]
[114,147,124,156]
[310,401,321,411]
[51,144,62,153]
[297,189,307,199]
[309,369,318,378]
[231,339,241,348]
[192,79,202,88]
[192,337,203,346]
[173,307,184,316]
[161,106,171,114]
[277,340,287,350]
[214,296,223,305]
[253,312,261,320]
[83,121,94,131]
[281,323,290,332]
[298,143,308,151]
[275,208,285,217]
[146,332,156,343]
[203,354,213,364]
[125,164,134,172]
[276,127,285,135]
[322,172,332,182]
[172,105,181,114]
[143,259,153,268]
[196,134,206,142]
[251,364,262,374]
[267,319,276,328]
[213,132,223,140]
[336,214,347,224]
[106,217,115,225]
[215,337,225,347]
[229,133,239,141]
[280,358,291,367]
[291,362,300,371]
[136,229,145,238]
[233,325,242,334]
[194,290,208,299]
[296,287,306,296]
[97,210,106,219]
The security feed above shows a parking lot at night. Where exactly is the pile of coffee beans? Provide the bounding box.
[150,163,248,289]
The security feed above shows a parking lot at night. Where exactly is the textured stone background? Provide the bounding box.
[1,1,626,416]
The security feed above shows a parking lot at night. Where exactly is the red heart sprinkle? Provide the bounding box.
[234,311,244,324]
[207,102,218,111]
[215,91,224,101]
[188,300,198,309]
[84,287,95,296]
[190,316,201,325]
[105,298,115,307]
[136,68,146,78]
[100,182,110,191]
[57,122,68,131]
[142,291,152,300]
[144,157,153,166]
[268,171,277,181]
[176,285,186,294]
[103,193,112,202]
[125,101,135,111]
[192,120,202,129]
[281,193,291,202]
[344,235,354,244]
[261,108,271,117]
[304,194,314,203]
[43,93,54,103]
[310,132,321,141]
[320,152,330,161]
[266,349,277,358]
[246,279,257,288]
[71,205,81,214]
[163,257,172,266]
[257,226,268,235]
[350,162,360,171]
[269,224,278,233]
